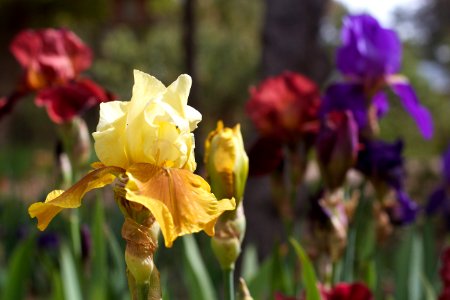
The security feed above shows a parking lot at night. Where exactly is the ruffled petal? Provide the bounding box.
[28,166,124,230]
[125,163,235,247]
[390,82,433,139]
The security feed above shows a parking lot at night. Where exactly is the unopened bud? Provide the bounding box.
[211,206,246,270]
[316,111,358,191]
[205,121,249,206]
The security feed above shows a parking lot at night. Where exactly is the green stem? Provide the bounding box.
[224,268,235,300]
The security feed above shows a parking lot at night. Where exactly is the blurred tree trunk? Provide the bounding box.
[262,0,331,84]
[183,0,199,110]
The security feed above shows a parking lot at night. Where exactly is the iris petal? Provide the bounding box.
[125,163,235,247]
[390,82,433,139]
[28,166,123,230]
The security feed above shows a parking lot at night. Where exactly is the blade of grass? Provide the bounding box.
[289,238,320,300]
[182,235,217,300]
[408,230,423,300]
[60,244,82,300]
[1,237,34,300]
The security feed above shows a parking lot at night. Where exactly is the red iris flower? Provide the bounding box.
[246,71,321,176]
[1,28,113,123]
[246,71,321,143]
[275,282,373,300]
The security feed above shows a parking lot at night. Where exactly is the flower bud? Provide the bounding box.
[211,208,246,270]
[316,111,358,191]
[125,250,154,284]
[205,121,249,206]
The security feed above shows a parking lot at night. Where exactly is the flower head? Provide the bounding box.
[28,70,235,247]
[93,70,201,170]
[1,28,112,123]
[331,14,433,139]
[246,71,321,143]
[11,28,92,90]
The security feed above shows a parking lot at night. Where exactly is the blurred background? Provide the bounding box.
[1,0,450,299]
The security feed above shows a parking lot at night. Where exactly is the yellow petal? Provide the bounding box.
[93,101,130,169]
[164,74,192,116]
[125,163,235,247]
[129,70,166,121]
[28,166,124,231]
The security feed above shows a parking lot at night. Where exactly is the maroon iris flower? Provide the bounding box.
[325,14,433,139]
[1,28,113,123]
[275,282,373,300]
[246,71,321,176]
[439,247,450,300]
[316,110,359,191]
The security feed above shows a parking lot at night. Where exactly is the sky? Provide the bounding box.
[337,0,423,25]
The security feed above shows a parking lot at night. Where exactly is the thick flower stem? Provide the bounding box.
[224,268,235,300]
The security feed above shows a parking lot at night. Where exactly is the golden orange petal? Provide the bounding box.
[125,163,235,247]
[28,166,124,230]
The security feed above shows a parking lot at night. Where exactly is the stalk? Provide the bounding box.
[224,268,235,300]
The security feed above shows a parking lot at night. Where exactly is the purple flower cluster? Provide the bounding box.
[316,14,429,224]
[323,14,433,139]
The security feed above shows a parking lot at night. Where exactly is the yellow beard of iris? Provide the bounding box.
[28,70,235,247]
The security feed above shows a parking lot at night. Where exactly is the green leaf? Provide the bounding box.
[89,198,107,299]
[408,231,423,300]
[421,273,437,300]
[105,224,127,298]
[247,253,273,299]
[289,238,321,300]
[182,235,217,300]
[60,244,82,300]
[241,243,259,281]
[1,237,34,300]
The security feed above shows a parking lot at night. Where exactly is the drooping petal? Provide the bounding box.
[28,166,124,230]
[35,79,114,124]
[390,82,433,139]
[390,190,418,225]
[372,90,389,118]
[426,186,447,215]
[124,163,236,247]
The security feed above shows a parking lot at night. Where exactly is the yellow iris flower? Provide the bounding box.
[28,70,235,247]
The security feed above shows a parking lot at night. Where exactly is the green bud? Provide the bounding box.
[125,251,154,284]
[211,205,246,270]
[204,121,249,206]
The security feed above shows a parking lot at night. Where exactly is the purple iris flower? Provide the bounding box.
[426,146,450,227]
[331,14,433,139]
[337,14,401,79]
[356,139,418,224]
[321,83,388,130]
